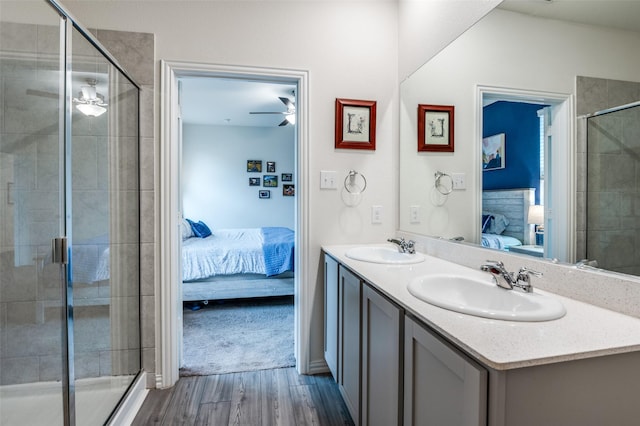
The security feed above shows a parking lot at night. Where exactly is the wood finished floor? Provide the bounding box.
[131,367,354,426]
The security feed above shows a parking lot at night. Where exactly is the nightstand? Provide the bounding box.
[509,245,544,257]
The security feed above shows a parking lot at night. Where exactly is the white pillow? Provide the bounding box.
[181,218,195,240]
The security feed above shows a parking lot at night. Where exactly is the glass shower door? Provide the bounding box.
[69,26,141,426]
[586,102,640,275]
[1,2,141,424]
[0,5,67,425]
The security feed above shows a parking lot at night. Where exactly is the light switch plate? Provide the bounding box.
[452,173,466,190]
[320,170,338,189]
[410,205,420,223]
[371,205,383,224]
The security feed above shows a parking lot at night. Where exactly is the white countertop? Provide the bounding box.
[323,244,640,371]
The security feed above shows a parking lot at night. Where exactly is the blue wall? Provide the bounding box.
[483,101,543,204]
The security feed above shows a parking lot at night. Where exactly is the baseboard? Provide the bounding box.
[108,371,148,425]
[308,358,330,375]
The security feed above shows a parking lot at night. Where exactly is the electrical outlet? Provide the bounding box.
[410,205,420,223]
[452,173,466,190]
[320,170,337,189]
[371,205,383,224]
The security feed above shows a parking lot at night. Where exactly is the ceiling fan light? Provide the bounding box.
[76,103,106,117]
[81,85,97,100]
[285,114,295,125]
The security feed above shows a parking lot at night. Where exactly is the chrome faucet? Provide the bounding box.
[387,238,416,254]
[480,260,542,293]
[575,259,599,270]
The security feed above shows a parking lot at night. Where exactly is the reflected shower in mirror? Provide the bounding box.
[399,1,640,276]
[582,97,640,276]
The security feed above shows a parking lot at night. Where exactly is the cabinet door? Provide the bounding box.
[324,254,339,380]
[339,265,361,425]
[361,284,402,426]
[404,316,487,426]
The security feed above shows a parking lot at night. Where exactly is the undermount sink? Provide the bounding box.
[407,273,566,322]
[345,246,426,265]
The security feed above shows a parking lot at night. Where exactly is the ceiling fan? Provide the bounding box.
[73,79,108,117]
[25,79,108,117]
[250,96,296,126]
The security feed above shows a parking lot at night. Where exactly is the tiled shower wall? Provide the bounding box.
[576,76,640,275]
[92,29,156,387]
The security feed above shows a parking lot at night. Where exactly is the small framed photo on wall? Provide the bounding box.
[263,175,278,187]
[335,98,377,150]
[417,104,454,152]
[259,190,271,199]
[281,173,293,182]
[249,177,261,186]
[247,160,262,172]
[266,161,276,173]
[283,184,295,196]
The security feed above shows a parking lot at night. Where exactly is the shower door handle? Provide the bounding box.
[52,237,68,264]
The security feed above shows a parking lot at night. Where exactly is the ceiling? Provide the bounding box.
[179,77,296,127]
[498,0,640,33]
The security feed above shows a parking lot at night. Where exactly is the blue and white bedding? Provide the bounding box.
[481,233,522,251]
[481,211,522,251]
[261,227,295,276]
[182,227,294,281]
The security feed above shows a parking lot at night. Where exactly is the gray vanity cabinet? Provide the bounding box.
[324,251,640,426]
[324,255,339,379]
[404,315,487,426]
[324,254,403,426]
[487,351,640,426]
[361,284,403,426]
[338,263,362,425]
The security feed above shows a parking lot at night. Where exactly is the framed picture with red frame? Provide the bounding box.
[335,98,376,150]
[418,104,454,152]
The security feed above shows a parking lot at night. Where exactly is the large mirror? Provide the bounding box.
[399,1,640,276]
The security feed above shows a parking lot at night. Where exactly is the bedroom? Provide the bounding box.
[481,98,548,257]
[179,77,297,374]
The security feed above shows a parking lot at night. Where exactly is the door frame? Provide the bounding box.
[159,60,310,388]
[475,85,575,262]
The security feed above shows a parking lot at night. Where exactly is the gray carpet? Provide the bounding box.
[180,297,295,376]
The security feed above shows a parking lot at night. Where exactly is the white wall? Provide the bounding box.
[182,124,295,229]
[399,9,640,242]
[398,0,500,82]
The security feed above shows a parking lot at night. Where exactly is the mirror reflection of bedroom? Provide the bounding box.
[481,94,551,259]
[178,77,297,376]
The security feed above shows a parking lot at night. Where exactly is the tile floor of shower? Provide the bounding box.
[1,298,139,425]
[0,375,136,425]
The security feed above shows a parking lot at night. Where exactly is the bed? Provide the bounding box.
[181,225,295,302]
[71,234,110,284]
[481,188,535,251]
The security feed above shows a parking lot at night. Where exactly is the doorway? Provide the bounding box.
[159,61,310,388]
[477,86,574,263]
[178,76,297,375]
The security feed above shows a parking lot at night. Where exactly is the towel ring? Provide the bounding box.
[435,171,453,195]
[344,170,367,194]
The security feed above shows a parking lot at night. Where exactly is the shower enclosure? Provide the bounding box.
[586,100,640,276]
[1,1,141,425]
